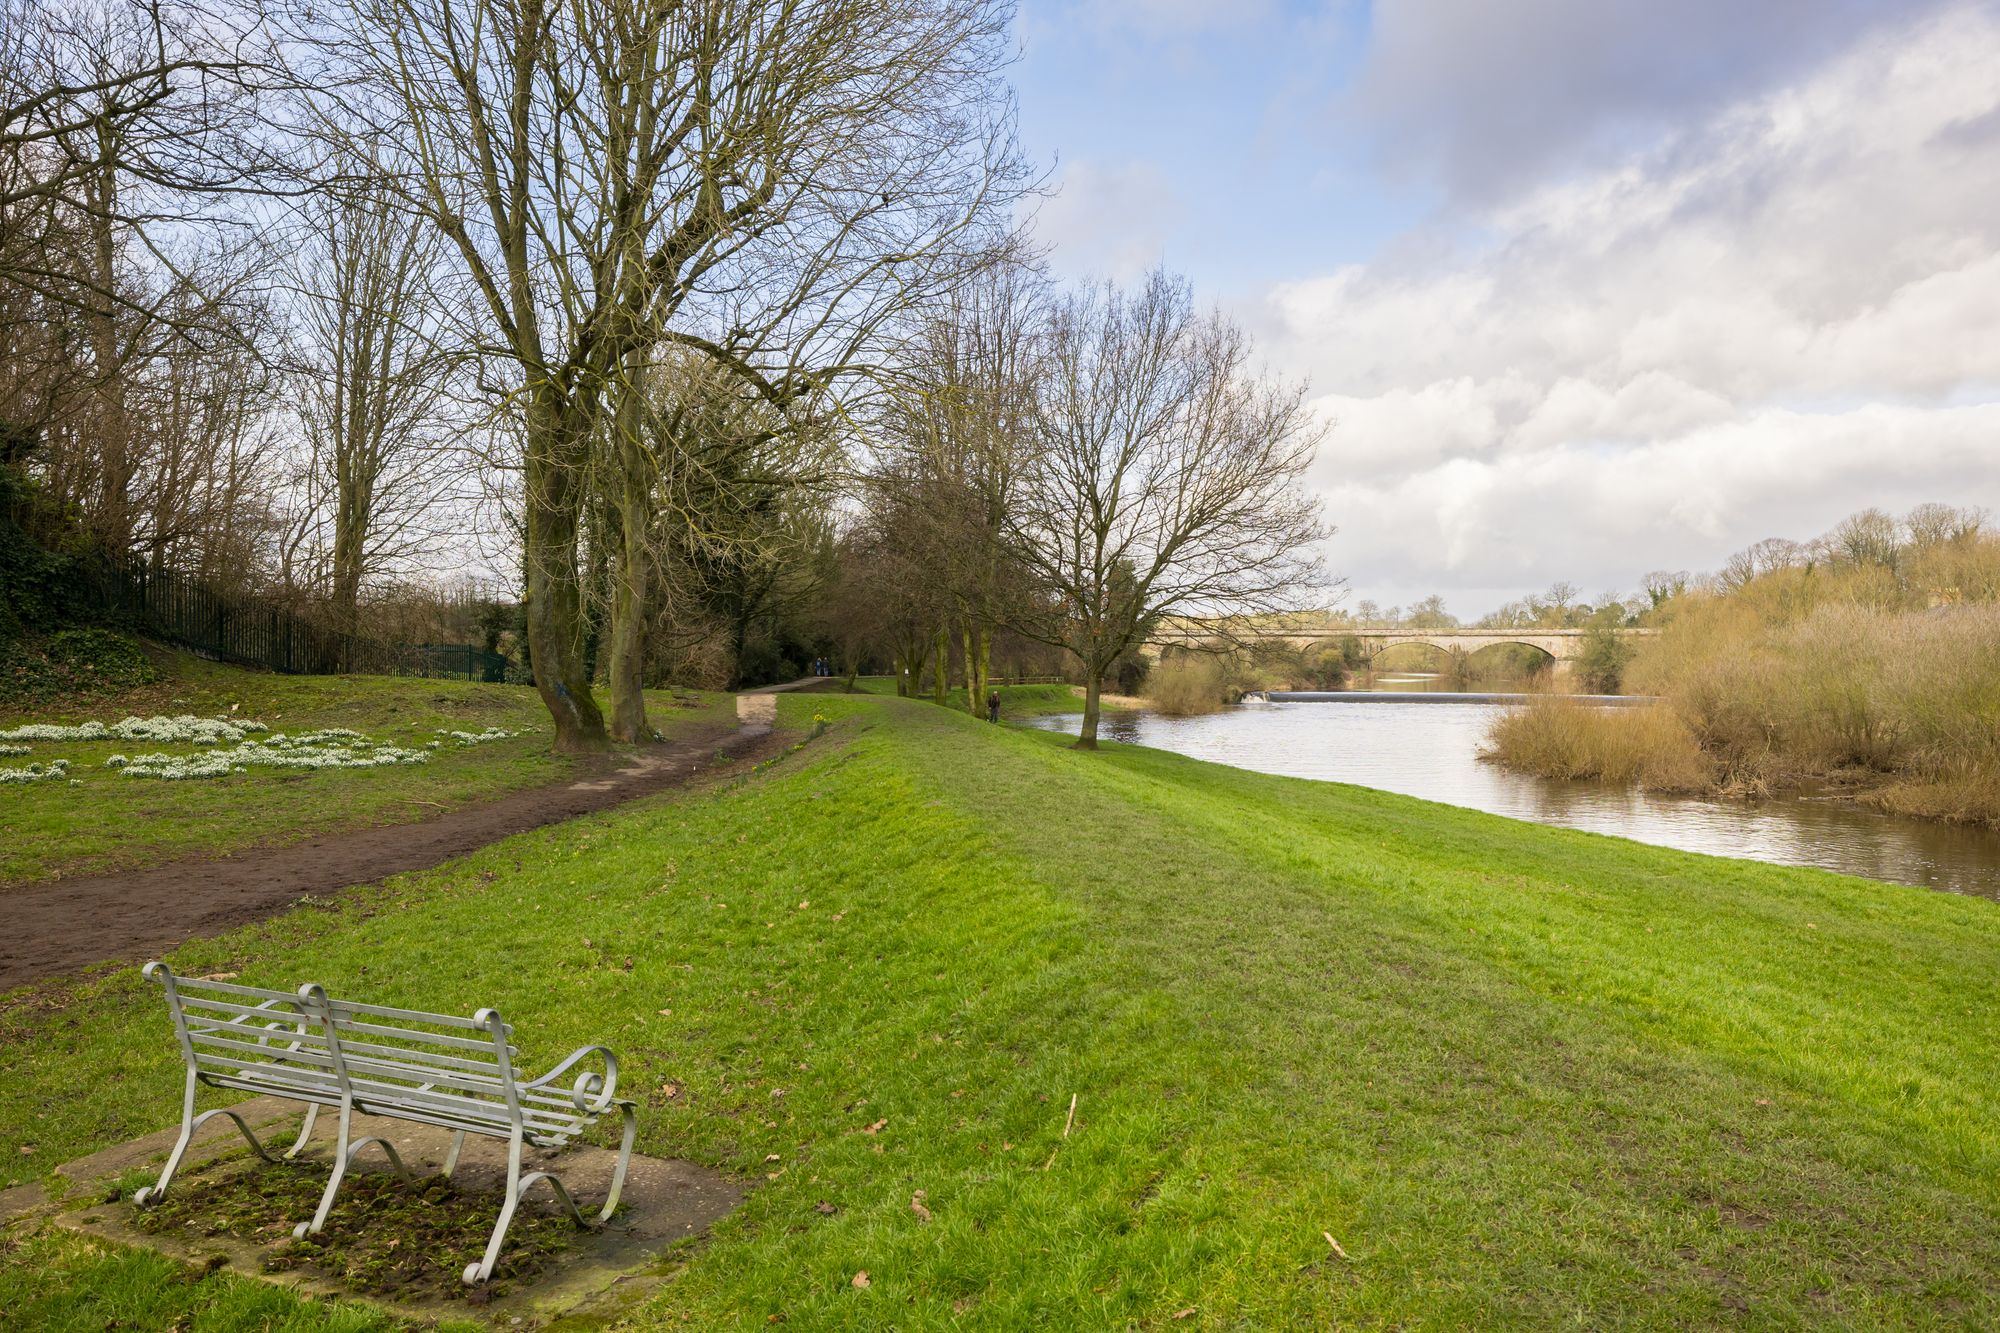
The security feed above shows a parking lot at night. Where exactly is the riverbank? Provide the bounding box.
[1484,690,2000,829]
[5,691,1998,1326]
[1493,525,2000,831]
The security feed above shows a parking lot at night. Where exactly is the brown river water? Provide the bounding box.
[1029,681,2000,901]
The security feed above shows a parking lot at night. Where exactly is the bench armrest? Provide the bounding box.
[525,1045,620,1114]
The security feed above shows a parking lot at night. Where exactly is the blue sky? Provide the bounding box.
[1003,0,2000,615]
[1013,0,1413,297]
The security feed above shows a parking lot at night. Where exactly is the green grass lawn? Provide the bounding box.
[840,678,1083,718]
[0,653,733,883]
[4,692,1998,1327]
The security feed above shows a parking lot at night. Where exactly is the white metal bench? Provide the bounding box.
[137,961,638,1285]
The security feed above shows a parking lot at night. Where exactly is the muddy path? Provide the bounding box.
[1,701,783,992]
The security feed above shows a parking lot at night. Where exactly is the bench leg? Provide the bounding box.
[135,1071,282,1206]
[293,1105,411,1239]
[462,1108,635,1286]
[283,1105,320,1160]
[443,1129,466,1178]
[596,1102,637,1223]
[464,1132,529,1286]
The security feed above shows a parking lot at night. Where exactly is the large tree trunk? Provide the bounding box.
[86,149,133,555]
[606,364,652,743]
[974,625,991,715]
[329,449,371,633]
[960,621,980,716]
[1077,670,1102,749]
[523,393,609,753]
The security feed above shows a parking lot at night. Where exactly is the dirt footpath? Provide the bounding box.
[0,700,783,992]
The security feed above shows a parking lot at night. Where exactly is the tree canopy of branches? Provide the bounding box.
[305,0,1028,748]
[874,260,1041,711]
[281,155,462,632]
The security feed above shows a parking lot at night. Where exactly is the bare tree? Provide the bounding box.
[286,156,460,632]
[1640,569,1690,611]
[4,0,279,553]
[880,260,1043,714]
[608,349,837,705]
[1903,502,1985,549]
[1406,593,1456,629]
[836,482,954,695]
[1006,269,1328,747]
[309,0,1028,749]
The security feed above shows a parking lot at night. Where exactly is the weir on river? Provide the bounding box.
[1255,690,1654,706]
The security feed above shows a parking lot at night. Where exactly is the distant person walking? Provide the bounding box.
[986,689,1001,723]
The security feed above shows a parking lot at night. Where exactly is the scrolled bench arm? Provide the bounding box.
[525,1045,621,1114]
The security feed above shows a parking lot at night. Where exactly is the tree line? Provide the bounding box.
[1,0,1329,749]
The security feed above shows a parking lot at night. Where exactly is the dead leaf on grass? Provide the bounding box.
[910,1191,932,1223]
[851,1271,870,1289]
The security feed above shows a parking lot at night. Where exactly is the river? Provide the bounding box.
[1028,683,2000,900]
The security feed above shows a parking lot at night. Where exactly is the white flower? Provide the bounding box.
[0,758,69,784]
[0,744,29,757]
[436,727,517,745]
[1,714,271,745]
[115,735,431,780]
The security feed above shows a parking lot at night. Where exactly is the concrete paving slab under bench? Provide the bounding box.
[30,1096,746,1325]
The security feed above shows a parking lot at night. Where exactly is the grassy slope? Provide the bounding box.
[3,693,1997,1328]
[842,678,1083,718]
[0,654,733,883]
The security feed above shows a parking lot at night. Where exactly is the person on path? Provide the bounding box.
[986,689,1001,723]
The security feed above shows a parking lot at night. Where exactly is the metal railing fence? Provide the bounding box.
[73,558,525,684]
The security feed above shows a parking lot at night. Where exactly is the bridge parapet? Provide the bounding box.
[1153,626,1657,664]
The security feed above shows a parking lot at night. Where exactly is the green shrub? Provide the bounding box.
[1575,616,1636,693]
[0,628,160,706]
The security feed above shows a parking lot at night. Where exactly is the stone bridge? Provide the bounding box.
[1162,626,1657,676]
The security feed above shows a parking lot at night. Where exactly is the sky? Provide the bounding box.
[1010,0,2000,616]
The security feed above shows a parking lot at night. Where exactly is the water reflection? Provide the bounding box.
[1029,700,2000,900]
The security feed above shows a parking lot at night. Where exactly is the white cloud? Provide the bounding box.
[1265,4,2000,610]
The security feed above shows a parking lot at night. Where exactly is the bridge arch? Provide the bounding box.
[1458,639,1559,676]
[1366,639,1458,671]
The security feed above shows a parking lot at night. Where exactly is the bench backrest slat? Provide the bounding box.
[189,1048,337,1086]
[323,996,513,1036]
[190,1030,335,1070]
[329,1036,510,1078]
[328,1016,518,1058]
[177,994,308,1023]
